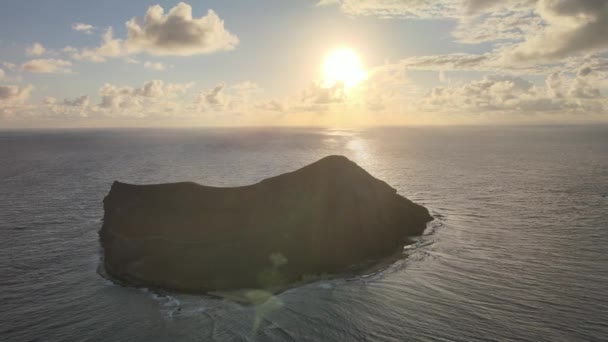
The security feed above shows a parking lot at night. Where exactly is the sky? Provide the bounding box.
[1,0,607,128]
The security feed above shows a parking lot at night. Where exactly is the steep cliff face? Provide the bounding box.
[100,156,433,293]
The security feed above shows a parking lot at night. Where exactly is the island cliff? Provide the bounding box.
[99,155,433,293]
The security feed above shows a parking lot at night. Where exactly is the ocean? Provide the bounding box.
[1,126,607,341]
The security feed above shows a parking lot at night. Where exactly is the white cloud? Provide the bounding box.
[63,95,90,107]
[26,43,46,56]
[195,82,262,114]
[0,85,33,102]
[0,64,22,82]
[507,0,608,62]
[6,80,195,120]
[143,61,167,70]
[400,53,493,71]
[196,83,228,110]
[316,0,339,6]
[232,81,261,92]
[354,64,412,111]
[39,95,93,118]
[21,59,72,73]
[419,73,604,113]
[61,46,78,54]
[1,61,17,70]
[317,0,538,20]
[284,82,349,113]
[386,51,576,75]
[460,0,536,15]
[98,80,194,117]
[302,82,346,105]
[421,75,542,111]
[577,57,608,78]
[124,2,239,56]
[72,23,95,34]
[319,0,608,66]
[255,99,287,113]
[454,7,543,43]
[0,85,34,119]
[67,2,238,63]
[547,70,602,100]
[70,28,124,63]
[317,0,460,19]
[5,0,608,124]
[42,96,57,105]
[261,63,411,115]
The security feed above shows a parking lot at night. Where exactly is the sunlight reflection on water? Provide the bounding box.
[1,126,607,341]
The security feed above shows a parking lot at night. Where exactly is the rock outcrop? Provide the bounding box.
[99,156,433,293]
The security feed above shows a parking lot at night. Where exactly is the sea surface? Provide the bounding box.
[1,126,607,341]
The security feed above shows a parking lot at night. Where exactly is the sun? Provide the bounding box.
[322,47,367,88]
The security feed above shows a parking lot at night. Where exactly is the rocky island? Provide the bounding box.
[99,155,433,294]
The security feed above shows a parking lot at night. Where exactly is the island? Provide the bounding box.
[99,155,433,294]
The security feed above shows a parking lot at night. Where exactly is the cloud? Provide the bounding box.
[21,59,72,73]
[72,23,95,34]
[70,28,124,62]
[195,82,261,114]
[0,64,22,82]
[419,73,604,113]
[42,96,57,105]
[507,0,608,62]
[316,0,460,19]
[255,99,287,113]
[316,0,339,6]
[67,2,238,63]
[36,96,92,118]
[232,81,261,92]
[98,80,193,116]
[400,53,493,70]
[453,7,543,43]
[0,85,34,119]
[270,64,411,115]
[124,2,239,56]
[460,0,536,15]
[17,80,269,120]
[8,80,196,120]
[577,58,608,79]
[196,83,228,110]
[317,0,539,19]
[0,85,33,102]
[38,95,93,118]
[26,43,46,56]
[1,61,16,70]
[143,61,167,70]
[63,95,90,107]
[353,64,413,111]
[462,0,501,14]
[385,51,574,75]
[302,82,346,105]
[284,82,348,113]
[319,0,608,65]
[547,70,602,100]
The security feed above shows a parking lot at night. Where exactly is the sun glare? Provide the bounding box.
[322,47,367,88]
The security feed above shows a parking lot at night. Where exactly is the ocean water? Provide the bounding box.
[1,126,607,341]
